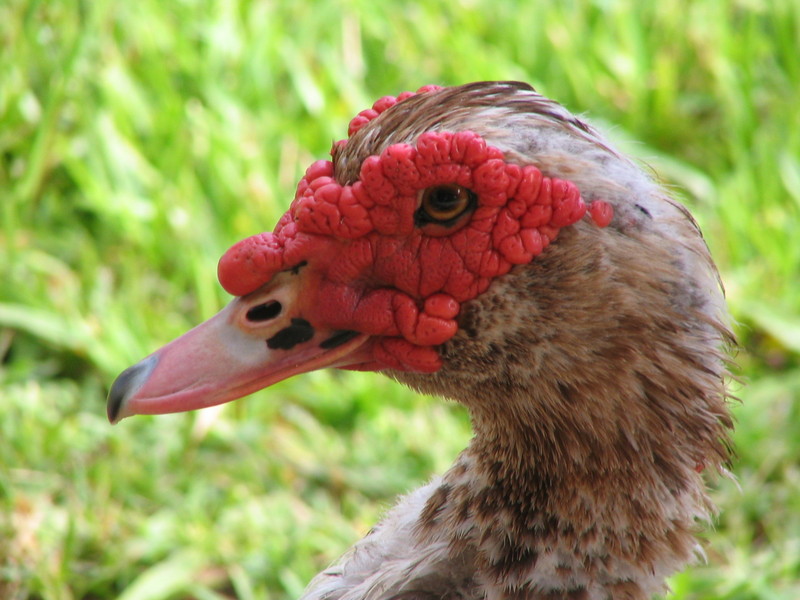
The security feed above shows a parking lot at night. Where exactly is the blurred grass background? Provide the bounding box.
[1,0,799,598]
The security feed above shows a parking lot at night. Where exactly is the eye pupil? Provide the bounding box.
[417,184,476,226]
[429,186,462,211]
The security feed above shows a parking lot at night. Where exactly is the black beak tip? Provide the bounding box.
[107,355,158,424]
[107,380,125,424]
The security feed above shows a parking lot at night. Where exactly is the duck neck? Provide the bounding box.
[419,386,711,600]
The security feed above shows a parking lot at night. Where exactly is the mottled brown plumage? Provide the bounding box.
[110,82,735,600]
[311,82,734,599]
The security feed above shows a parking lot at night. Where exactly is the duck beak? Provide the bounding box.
[107,271,371,423]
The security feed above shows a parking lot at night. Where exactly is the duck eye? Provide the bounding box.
[416,184,476,226]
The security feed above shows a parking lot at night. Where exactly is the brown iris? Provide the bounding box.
[415,184,476,227]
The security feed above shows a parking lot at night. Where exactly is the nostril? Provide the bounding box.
[246,300,282,322]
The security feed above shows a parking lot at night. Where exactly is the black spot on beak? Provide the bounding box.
[320,330,359,350]
[267,318,315,350]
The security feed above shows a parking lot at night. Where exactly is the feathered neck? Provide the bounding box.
[305,81,734,599]
[394,218,733,598]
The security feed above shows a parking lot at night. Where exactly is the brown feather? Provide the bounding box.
[304,81,735,600]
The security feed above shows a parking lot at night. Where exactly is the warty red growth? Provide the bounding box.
[218,86,612,372]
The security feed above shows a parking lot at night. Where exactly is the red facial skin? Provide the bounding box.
[220,128,603,371]
[108,86,612,422]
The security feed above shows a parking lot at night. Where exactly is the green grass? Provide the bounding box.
[1,0,798,598]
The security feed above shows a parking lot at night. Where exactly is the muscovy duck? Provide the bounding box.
[109,81,734,600]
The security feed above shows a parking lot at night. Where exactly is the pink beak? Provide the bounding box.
[107,269,371,423]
